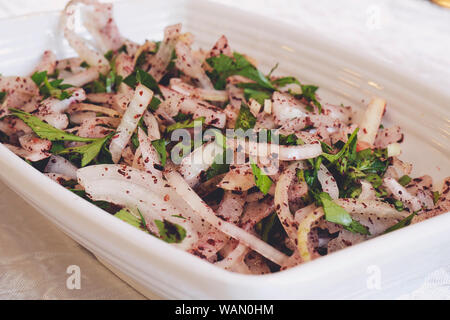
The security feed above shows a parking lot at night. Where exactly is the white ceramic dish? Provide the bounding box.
[0,0,449,299]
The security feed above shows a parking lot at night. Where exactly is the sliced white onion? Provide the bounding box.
[358,180,376,201]
[375,125,403,148]
[69,103,120,118]
[4,144,50,162]
[62,68,100,87]
[207,35,233,58]
[33,50,57,75]
[44,173,74,184]
[160,86,226,128]
[218,164,255,192]
[149,23,181,82]
[178,141,223,187]
[322,103,353,123]
[239,197,274,232]
[215,191,246,224]
[169,78,228,102]
[296,206,324,262]
[317,163,338,199]
[336,198,408,219]
[79,178,197,250]
[214,243,249,272]
[143,110,160,140]
[278,114,339,133]
[165,169,289,266]
[62,1,110,73]
[383,177,423,212]
[358,97,386,146]
[387,142,402,158]
[81,1,124,52]
[249,99,261,116]
[272,91,308,124]
[175,41,214,90]
[263,99,272,114]
[227,138,322,161]
[18,133,52,156]
[274,161,307,247]
[137,128,162,179]
[109,84,153,163]
[44,155,78,179]
[39,88,86,113]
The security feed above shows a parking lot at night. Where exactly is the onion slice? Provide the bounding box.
[165,169,289,266]
[179,141,223,187]
[383,177,422,212]
[109,84,153,163]
[274,161,307,247]
[358,97,386,146]
[137,128,162,179]
[317,164,339,199]
[44,155,78,179]
[227,139,322,161]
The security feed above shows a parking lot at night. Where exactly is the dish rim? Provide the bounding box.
[0,0,448,290]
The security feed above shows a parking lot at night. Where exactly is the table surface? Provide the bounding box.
[0,0,449,300]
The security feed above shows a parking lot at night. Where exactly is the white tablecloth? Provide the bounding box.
[0,0,449,300]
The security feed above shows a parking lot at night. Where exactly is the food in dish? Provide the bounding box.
[0,0,448,274]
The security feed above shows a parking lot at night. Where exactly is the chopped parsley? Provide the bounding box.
[234,103,256,131]
[398,175,412,187]
[57,133,114,167]
[9,109,96,143]
[31,71,73,100]
[166,116,205,133]
[318,192,370,235]
[154,219,187,243]
[206,52,275,91]
[151,138,167,167]
[250,162,273,195]
[384,212,417,234]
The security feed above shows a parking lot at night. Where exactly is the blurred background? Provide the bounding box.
[0,0,449,300]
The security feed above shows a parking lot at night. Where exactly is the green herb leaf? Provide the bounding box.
[0,91,6,104]
[204,151,230,181]
[384,212,417,234]
[321,128,359,164]
[344,220,371,235]
[9,109,96,142]
[272,77,323,113]
[432,191,440,205]
[151,139,167,167]
[70,189,118,213]
[260,212,277,242]
[250,162,273,195]
[398,175,412,187]
[235,103,256,131]
[319,192,370,235]
[31,71,73,100]
[166,117,205,133]
[115,208,150,234]
[57,133,113,167]
[154,219,187,243]
[300,85,322,113]
[148,96,161,111]
[242,87,272,105]
[206,53,274,90]
[123,68,161,94]
[319,192,352,226]
[104,50,114,61]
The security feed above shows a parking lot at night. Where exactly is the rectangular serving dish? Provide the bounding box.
[0,0,449,299]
